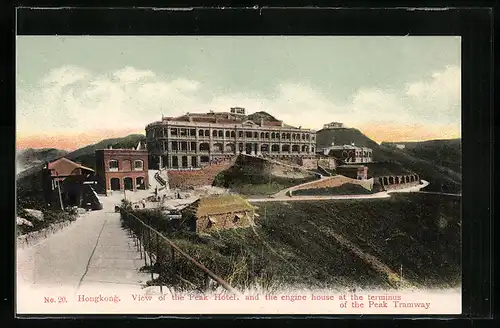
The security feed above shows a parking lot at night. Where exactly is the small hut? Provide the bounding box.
[180,194,257,233]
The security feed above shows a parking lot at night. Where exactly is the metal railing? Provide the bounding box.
[119,208,239,295]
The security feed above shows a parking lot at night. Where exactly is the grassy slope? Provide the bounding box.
[317,128,461,193]
[213,159,318,197]
[399,139,461,174]
[316,128,380,149]
[375,146,462,193]
[131,193,460,291]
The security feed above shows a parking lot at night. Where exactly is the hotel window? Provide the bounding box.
[109,160,119,172]
[134,160,144,171]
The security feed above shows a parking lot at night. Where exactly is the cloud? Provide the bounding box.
[40,65,91,87]
[112,66,156,84]
[17,64,461,146]
[405,65,461,124]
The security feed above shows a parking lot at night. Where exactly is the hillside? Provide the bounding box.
[213,155,318,196]
[16,148,68,175]
[124,193,460,291]
[246,111,279,123]
[382,139,461,174]
[316,127,380,149]
[317,128,461,194]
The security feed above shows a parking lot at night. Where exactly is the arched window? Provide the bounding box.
[212,130,218,137]
[136,176,145,190]
[225,131,230,138]
[134,160,144,171]
[108,160,119,172]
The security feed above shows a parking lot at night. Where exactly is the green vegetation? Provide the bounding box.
[365,162,415,177]
[16,208,78,236]
[16,169,46,209]
[398,139,461,174]
[17,148,69,173]
[245,111,279,123]
[294,184,374,196]
[213,162,318,197]
[121,193,460,291]
[316,128,379,149]
[375,146,461,194]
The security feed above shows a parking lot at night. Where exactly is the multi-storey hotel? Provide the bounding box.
[146,107,317,169]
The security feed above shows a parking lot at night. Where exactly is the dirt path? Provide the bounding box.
[249,180,431,202]
[309,222,415,289]
[248,192,391,202]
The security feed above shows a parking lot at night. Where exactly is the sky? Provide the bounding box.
[16,36,461,151]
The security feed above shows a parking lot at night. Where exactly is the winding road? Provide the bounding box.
[248,180,432,203]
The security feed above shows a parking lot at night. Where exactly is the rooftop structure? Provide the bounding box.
[180,194,257,233]
[42,157,100,210]
[323,122,344,129]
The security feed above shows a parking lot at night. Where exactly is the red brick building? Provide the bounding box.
[95,146,149,194]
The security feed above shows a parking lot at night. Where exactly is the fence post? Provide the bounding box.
[138,223,143,259]
[142,225,147,265]
[204,272,209,291]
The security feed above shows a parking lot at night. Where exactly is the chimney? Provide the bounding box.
[260,118,264,126]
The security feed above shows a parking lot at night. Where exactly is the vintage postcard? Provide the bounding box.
[16,35,462,315]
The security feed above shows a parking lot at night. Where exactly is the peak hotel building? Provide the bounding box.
[146,108,317,170]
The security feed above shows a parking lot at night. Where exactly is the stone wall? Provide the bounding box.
[238,155,317,179]
[16,220,74,250]
[290,175,374,194]
[168,158,236,190]
[317,157,336,170]
[195,211,255,233]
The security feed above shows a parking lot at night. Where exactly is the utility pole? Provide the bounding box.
[56,179,64,211]
[400,264,404,286]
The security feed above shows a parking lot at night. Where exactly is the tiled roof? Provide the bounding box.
[182,194,255,218]
[47,157,94,177]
